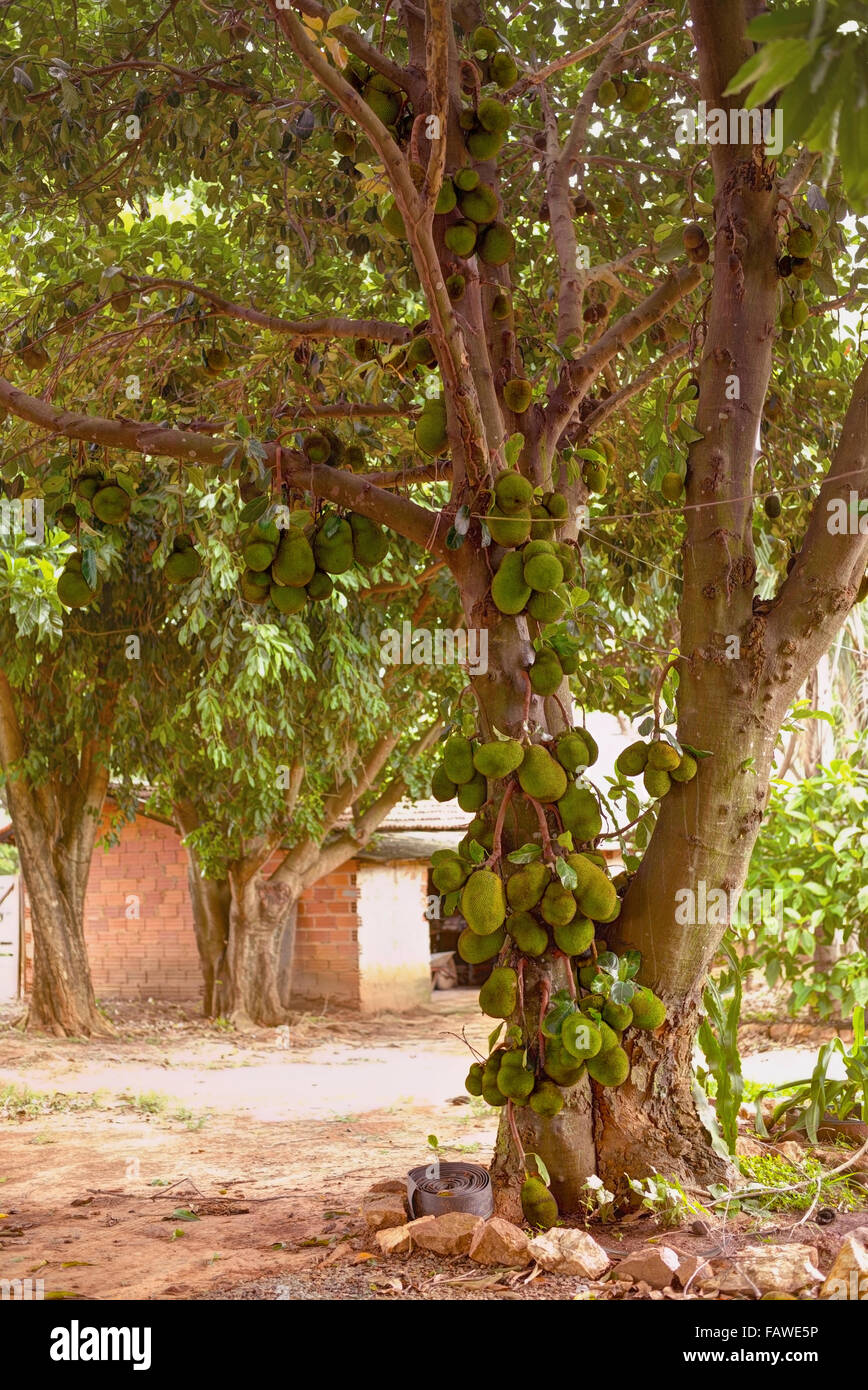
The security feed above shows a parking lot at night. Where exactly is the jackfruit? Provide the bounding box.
[482,1081,508,1107]
[529,1080,564,1117]
[306,571,334,602]
[520,1174,558,1228]
[622,80,651,113]
[313,518,354,574]
[164,544,203,585]
[415,402,449,457]
[574,860,618,921]
[431,764,458,802]
[459,183,499,224]
[506,861,550,911]
[461,869,507,936]
[75,473,101,501]
[477,97,511,135]
[57,568,94,608]
[661,471,683,501]
[364,80,401,125]
[579,964,603,992]
[272,531,316,587]
[466,126,504,160]
[270,583,307,615]
[602,1000,633,1031]
[486,505,531,547]
[543,1038,585,1086]
[491,292,511,320]
[529,504,556,541]
[431,854,470,892]
[479,965,517,1017]
[458,924,505,963]
[596,78,617,106]
[555,733,590,774]
[562,1013,602,1061]
[503,378,532,413]
[518,744,568,802]
[446,273,466,300]
[506,911,548,957]
[523,552,562,592]
[457,771,487,813]
[349,513,388,567]
[405,335,436,369]
[553,542,576,582]
[541,491,568,520]
[240,570,270,604]
[647,740,681,771]
[557,785,602,842]
[670,753,698,783]
[471,25,498,56]
[643,767,672,798]
[528,647,563,697]
[554,915,594,956]
[577,727,598,765]
[528,588,567,624]
[92,484,131,526]
[491,551,531,614]
[630,986,666,1030]
[453,166,480,191]
[615,740,649,777]
[490,51,518,89]
[494,470,533,515]
[597,1020,620,1054]
[478,222,515,265]
[443,734,475,785]
[444,219,478,257]
[586,1046,630,1087]
[787,226,815,258]
[540,881,577,928]
[496,1052,534,1101]
[465,1062,484,1096]
[473,739,524,778]
[435,180,457,215]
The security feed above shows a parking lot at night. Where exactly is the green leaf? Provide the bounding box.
[504,433,524,468]
[723,38,818,108]
[507,842,543,864]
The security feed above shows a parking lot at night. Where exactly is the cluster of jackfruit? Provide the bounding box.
[778,223,817,318]
[431,730,598,823]
[539,969,666,1094]
[238,509,387,613]
[415,396,449,457]
[595,73,652,114]
[468,25,518,90]
[487,470,572,557]
[346,61,411,139]
[301,428,366,472]
[55,472,133,535]
[682,221,710,266]
[460,91,513,164]
[163,534,204,586]
[615,736,697,798]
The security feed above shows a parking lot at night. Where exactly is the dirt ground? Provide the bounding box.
[0,990,864,1301]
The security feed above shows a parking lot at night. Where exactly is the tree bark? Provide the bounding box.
[221,866,298,1027]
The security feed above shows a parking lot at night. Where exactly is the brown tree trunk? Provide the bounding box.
[221,867,298,1027]
[175,803,231,1017]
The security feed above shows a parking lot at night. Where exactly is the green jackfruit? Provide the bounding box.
[523,552,563,592]
[486,505,531,547]
[240,570,270,604]
[405,335,436,369]
[644,766,672,798]
[520,1175,558,1229]
[482,1082,508,1107]
[493,470,533,515]
[477,96,511,135]
[586,1046,630,1087]
[478,222,515,264]
[518,744,568,803]
[577,727,598,765]
[597,1021,620,1054]
[431,764,458,802]
[554,915,594,956]
[630,987,666,1030]
[466,126,504,160]
[304,432,332,464]
[457,771,487,813]
[461,869,507,936]
[453,166,480,191]
[434,180,457,215]
[446,273,466,300]
[543,1038,585,1086]
[75,473,101,502]
[471,25,498,56]
[458,925,505,963]
[272,531,316,587]
[415,403,449,457]
[661,471,683,501]
[529,1080,563,1117]
[503,378,532,413]
[528,647,563,697]
[497,1052,534,1101]
[574,860,618,922]
[506,911,548,957]
[443,734,475,785]
[313,518,354,574]
[553,542,577,582]
[364,80,401,124]
[444,218,478,257]
[602,1000,633,1031]
[381,200,406,237]
[555,733,590,774]
[164,546,203,585]
[431,854,470,892]
[479,965,517,1018]
[562,1013,602,1061]
[57,569,94,608]
[540,881,577,928]
[491,550,531,614]
[490,51,518,89]
[647,739,681,771]
[459,183,499,224]
[578,964,604,992]
[527,589,567,624]
[615,740,649,777]
[465,1062,484,1096]
[506,861,550,911]
[541,491,568,520]
[670,753,698,783]
[270,583,307,615]
[557,785,602,842]
[529,504,556,541]
[491,292,511,320]
[92,484,131,526]
[473,739,524,778]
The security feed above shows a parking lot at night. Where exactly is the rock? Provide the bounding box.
[612,1245,681,1289]
[819,1226,868,1301]
[361,1193,409,1231]
[528,1227,610,1278]
[735,1134,769,1157]
[367,1178,406,1195]
[468,1217,530,1268]
[409,1211,482,1256]
[700,1243,823,1296]
[375,1225,412,1257]
[776,1140,805,1163]
[674,1253,710,1290]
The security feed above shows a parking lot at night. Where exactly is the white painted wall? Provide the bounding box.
[356,861,431,1013]
[0,876,20,1001]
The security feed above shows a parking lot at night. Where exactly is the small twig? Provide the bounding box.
[507,1099,526,1168]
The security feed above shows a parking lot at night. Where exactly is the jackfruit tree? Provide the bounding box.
[0,0,866,1204]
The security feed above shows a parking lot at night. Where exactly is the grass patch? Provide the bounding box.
[0,1082,106,1118]
[735,1152,865,1213]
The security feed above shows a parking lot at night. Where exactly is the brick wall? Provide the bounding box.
[21,812,361,1007]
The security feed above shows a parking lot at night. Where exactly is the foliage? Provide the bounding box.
[695,942,747,1156]
[753,1005,868,1144]
[728,1151,865,1215]
[626,1171,712,1228]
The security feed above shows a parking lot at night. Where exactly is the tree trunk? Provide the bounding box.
[175,807,232,1017]
[221,866,298,1027]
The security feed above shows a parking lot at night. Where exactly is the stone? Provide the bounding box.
[674,1253,710,1290]
[819,1226,868,1301]
[361,1193,409,1231]
[700,1243,823,1296]
[367,1179,406,1195]
[409,1211,482,1256]
[468,1217,530,1268]
[528,1227,610,1278]
[375,1225,413,1257]
[612,1245,681,1289]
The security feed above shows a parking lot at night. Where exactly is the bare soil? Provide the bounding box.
[0,992,864,1302]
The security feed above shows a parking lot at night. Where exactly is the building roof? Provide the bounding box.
[359,798,471,833]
